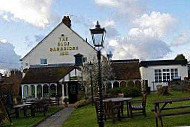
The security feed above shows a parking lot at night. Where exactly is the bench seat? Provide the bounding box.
[131,105,143,109]
[153,110,190,117]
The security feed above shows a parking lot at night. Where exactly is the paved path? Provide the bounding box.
[36,106,74,127]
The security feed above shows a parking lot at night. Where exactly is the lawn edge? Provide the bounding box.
[32,106,64,127]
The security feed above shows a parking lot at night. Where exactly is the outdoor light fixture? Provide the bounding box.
[90,21,106,48]
[90,21,106,127]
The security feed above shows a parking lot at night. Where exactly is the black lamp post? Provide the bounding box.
[90,21,106,127]
[88,61,94,105]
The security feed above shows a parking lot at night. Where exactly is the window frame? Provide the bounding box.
[154,68,179,83]
[40,58,48,65]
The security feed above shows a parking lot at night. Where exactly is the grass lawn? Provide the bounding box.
[63,91,190,127]
[2,106,63,127]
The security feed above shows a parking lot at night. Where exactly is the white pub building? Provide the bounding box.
[20,16,189,103]
[20,16,97,103]
[139,59,188,91]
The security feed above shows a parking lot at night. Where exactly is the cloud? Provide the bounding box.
[130,11,177,38]
[94,0,145,18]
[95,0,119,7]
[0,0,54,28]
[102,20,119,38]
[72,15,93,28]
[72,14,119,40]
[104,11,176,60]
[171,32,190,46]
[103,20,115,27]
[109,39,118,47]
[0,39,8,43]
[24,34,44,48]
[107,37,171,60]
[0,39,21,69]
[91,20,119,39]
[34,34,44,42]
[94,2,177,61]
[93,1,174,60]
[2,14,10,22]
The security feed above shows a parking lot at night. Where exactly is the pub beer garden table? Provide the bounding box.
[152,97,190,127]
[103,97,132,118]
[13,103,33,118]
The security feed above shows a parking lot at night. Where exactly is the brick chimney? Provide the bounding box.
[62,16,71,28]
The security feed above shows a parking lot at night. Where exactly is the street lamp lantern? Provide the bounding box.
[90,21,106,48]
[90,21,105,127]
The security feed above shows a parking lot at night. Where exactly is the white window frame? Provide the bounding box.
[40,58,48,65]
[154,68,179,83]
[154,69,162,83]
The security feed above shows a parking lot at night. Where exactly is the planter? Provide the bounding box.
[64,102,68,107]
[118,93,124,97]
[63,98,69,107]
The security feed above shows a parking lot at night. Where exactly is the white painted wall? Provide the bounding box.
[21,23,97,69]
[140,65,188,91]
[64,68,82,82]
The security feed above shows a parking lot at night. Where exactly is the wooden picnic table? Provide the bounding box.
[103,97,132,118]
[13,103,33,118]
[152,97,190,127]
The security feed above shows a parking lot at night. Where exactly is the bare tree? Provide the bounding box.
[82,56,114,98]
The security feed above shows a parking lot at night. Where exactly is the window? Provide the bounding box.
[155,69,162,83]
[171,69,178,79]
[163,69,170,82]
[40,59,47,65]
[174,69,178,77]
[154,68,178,83]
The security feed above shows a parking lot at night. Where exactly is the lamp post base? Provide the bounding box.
[98,121,104,127]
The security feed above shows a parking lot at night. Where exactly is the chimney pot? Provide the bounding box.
[62,16,71,28]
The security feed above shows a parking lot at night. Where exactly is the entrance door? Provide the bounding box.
[68,82,78,104]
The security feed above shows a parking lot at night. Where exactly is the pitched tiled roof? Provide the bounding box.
[21,66,75,84]
[111,59,141,80]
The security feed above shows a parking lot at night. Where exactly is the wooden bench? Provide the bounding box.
[129,93,147,117]
[94,100,122,123]
[31,100,48,117]
[152,97,190,127]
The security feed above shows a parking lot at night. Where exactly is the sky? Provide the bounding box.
[0,0,190,71]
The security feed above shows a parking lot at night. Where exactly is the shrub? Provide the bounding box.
[121,87,141,97]
[73,100,87,109]
[107,85,142,97]
[127,80,135,87]
[108,88,122,96]
[157,85,162,94]
[157,86,170,96]
[77,91,85,100]
[135,80,141,89]
[63,97,69,103]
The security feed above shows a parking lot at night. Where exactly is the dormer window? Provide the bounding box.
[40,58,47,65]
